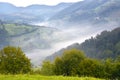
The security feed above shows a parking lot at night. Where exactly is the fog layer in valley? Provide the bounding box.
[26,21,119,66]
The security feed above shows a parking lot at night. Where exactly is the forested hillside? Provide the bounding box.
[46,27,120,61]
[80,27,120,59]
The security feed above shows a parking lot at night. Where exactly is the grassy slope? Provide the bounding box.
[0,75,104,80]
[3,23,58,50]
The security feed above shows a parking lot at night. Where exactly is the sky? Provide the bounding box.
[0,0,83,7]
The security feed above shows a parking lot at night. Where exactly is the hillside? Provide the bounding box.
[0,20,9,48]
[1,20,84,65]
[0,20,59,51]
[49,0,120,27]
[46,27,120,61]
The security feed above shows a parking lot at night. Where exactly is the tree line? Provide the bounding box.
[40,49,120,79]
[0,46,120,79]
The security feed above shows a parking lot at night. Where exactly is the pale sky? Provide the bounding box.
[0,0,83,7]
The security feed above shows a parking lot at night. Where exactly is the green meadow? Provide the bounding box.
[0,75,104,80]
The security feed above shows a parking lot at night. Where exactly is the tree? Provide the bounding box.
[104,58,115,79]
[55,49,85,76]
[113,63,120,79]
[0,46,31,74]
[41,61,55,75]
[79,58,105,77]
[54,57,63,75]
[111,56,120,79]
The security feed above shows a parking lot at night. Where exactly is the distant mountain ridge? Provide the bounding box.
[0,2,73,23]
[0,0,119,27]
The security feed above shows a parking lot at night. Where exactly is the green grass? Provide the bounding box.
[0,75,104,80]
[5,23,34,36]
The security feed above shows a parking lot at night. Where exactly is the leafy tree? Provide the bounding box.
[104,58,115,79]
[79,58,105,78]
[112,63,120,79]
[41,61,55,76]
[111,56,120,79]
[54,49,85,76]
[54,57,63,75]
[0,46,31,74]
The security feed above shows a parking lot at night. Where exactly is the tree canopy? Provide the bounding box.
[0,46,31,74]
[54,49,85,76]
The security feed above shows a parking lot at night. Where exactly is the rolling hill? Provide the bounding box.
[0,20,59,51]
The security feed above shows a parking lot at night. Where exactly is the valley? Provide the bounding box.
[0,0,120,66]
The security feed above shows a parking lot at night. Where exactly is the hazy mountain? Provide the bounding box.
[0,2,73,23]
[49,0,120,27]
[1,0,119,26]
[46,27,120,61]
